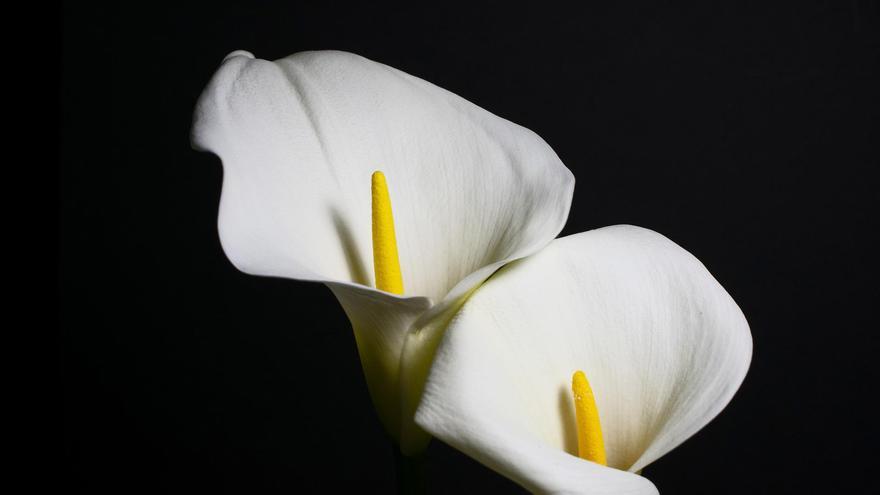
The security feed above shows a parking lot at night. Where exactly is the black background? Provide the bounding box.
[62,2,878,493]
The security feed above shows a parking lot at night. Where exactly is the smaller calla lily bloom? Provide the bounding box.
[191,50,574,453]
[415,226,752,494]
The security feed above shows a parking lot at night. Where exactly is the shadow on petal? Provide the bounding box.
[330,206,370,286]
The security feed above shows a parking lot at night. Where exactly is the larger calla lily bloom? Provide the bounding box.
[416,226,752,493]
[191,50,574,453]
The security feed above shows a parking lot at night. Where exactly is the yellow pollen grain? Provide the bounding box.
[572,370,607,465]
[371,171,404,295]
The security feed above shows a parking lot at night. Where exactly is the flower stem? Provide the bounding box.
[391,443,426,495]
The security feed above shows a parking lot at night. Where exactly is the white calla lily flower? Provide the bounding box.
[416,226,752,493]
[191,50,574,453]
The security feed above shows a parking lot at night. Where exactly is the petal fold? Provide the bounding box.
[327,282,431,437]
[416,226,751,492]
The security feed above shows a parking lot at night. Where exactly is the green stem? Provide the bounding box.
[391,444,426,495]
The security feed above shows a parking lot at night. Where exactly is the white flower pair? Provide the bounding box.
[192,50,751,494]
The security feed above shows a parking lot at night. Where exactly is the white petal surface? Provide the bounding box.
[191,50,573,302]
[191,50,574,445]
[416,226,751,493]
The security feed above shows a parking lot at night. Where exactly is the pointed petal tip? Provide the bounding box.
[223,50,255,62]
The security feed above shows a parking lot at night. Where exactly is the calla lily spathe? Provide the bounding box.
[415,226,752,493]
[191,50,575,453]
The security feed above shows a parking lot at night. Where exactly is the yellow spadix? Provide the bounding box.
[572,370,607,465]
[371,171,404,295]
